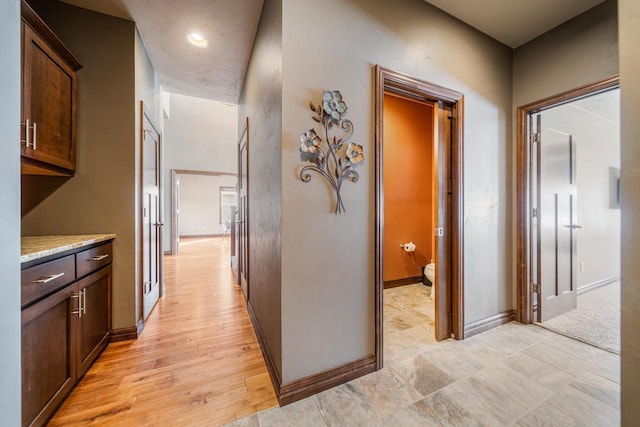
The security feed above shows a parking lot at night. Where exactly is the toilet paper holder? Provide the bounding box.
[400,242,416,252]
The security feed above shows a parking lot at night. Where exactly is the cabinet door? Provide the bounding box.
[22,23,76,172]
[22,286,78,427]
[76,266,111,377]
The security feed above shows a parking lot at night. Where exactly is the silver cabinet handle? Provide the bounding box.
[91,254,109,261]
[34,272,65,284]
[563,225,583,229]
[82,288,87,315]
[71,290,83,318]
[21,119,30,148]
[21,120,37,149]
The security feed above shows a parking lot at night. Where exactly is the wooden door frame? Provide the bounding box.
[374,66,465,369]
[237,117,249,298]
[169,169,238,255]
[139,101,163,323]
[515,75,619,324]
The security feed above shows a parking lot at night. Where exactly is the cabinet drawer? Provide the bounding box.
[22,254,75,308]
[76,243,112,278]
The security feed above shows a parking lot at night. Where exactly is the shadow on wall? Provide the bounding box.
[21,175,71,216]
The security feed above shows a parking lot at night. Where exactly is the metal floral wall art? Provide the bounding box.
[299,90,364,214]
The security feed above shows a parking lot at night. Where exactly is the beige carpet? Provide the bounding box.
[541,282,620,354]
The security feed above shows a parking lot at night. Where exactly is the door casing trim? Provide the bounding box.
[374,65,465,370]
[139,101,163,324]
[515,75,620,324]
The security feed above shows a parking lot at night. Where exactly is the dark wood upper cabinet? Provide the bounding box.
[21,0,82,176]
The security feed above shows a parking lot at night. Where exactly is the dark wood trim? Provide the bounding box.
[516,76,619,324]
[110,326,138,342]
[383,276,423,289]
[577,276,620,295]
[374,66,384,370]
[374,65,465,370]
[279,355,376,406]
[451,96,465,340]
[519,76,620,114]
[516,105,531,324]
[111,318,145,342]
[238,117,250,299]
[464,310,516,338]
[247,301,282,398]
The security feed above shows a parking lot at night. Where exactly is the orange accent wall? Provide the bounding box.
[383,94,434,282]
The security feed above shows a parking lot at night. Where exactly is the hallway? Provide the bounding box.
[228,323,620,427]
[49,237,277,426]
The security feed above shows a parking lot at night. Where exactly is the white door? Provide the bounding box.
[142,106,163,320]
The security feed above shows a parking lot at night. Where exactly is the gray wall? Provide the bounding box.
[0,0,21,422]
[619,0,640,424]
[238,0,283,379]
[540,93,620,288]
[513,0,619,107]
[162,93,238,250]
[280,0,513,382]
[20,1,161,329]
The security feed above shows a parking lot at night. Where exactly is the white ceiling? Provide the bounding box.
[58,0,606,103]
[424,0,606,48]
[60,0,264,104]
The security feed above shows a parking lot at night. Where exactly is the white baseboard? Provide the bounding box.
[577,276,620,295]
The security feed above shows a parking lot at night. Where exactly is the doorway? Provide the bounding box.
[374,66,464,369]
[236,118,249,300]
[517,76,620,352]
[169,170,237,255]
[140,102,163,321]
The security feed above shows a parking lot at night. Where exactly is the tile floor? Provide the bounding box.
[226,284,620,427]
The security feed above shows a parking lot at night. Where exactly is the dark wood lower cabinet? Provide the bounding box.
[21,241,113,427]
[21,286,76,427]
[77,268,111,377]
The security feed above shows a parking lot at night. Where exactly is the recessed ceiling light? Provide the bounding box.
[187,32,209,48]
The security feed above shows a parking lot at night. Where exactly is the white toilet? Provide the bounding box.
[424,263,436,298]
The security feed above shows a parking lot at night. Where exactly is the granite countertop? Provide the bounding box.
[21,234,116,263]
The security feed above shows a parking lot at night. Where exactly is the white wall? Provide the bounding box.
[178,174,237,237]
[619,0,640,423]
[0,0,21,422]
[162,93,238,249]
[281,0,513,382]
[541,90,620,288]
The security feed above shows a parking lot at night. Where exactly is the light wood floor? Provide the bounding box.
[49,237,278,426]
